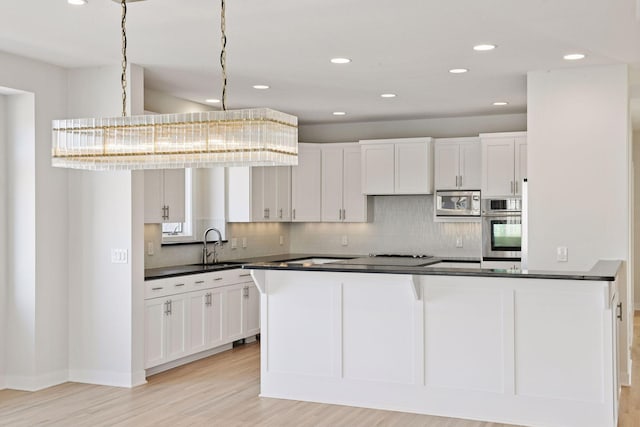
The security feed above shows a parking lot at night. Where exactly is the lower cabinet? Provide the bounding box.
[144,271,260,370]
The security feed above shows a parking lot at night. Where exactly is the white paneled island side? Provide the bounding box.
[247,261,623,427]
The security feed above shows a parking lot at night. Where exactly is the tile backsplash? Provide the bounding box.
[145,195,480,269]
[289,195,481,257]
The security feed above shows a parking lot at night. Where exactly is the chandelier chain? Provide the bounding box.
[121,0,128,117]
[220,0,227,111]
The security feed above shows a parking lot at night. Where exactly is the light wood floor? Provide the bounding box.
[1,313,639,427]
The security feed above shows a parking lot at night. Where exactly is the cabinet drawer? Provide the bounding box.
[203,268,254,286]
[145,276,192,299]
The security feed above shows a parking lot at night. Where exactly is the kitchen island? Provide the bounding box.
[245,259,623,427]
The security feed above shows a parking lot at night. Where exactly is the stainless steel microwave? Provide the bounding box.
[435,190,481,217]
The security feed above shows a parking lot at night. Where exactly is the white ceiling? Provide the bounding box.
[1,0,639,125]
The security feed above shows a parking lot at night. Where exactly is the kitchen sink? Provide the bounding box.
[285,258,344,265]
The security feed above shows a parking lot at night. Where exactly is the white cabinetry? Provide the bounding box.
[144,269,260,371]
[144,293,189,368]
[321,143,371,222]
[360,137,433,195]
[227,166,291,222]
[144,169,185,223]
[434,137,481,190]
[480,132,527,197]
[291,143,322,222]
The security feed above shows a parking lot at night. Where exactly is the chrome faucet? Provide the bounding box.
[202,227,223,265]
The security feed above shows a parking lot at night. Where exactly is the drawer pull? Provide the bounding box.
[195,280,205,284]
[214,277,223,281]
[151,287,163,291]
[174,283,185,287]
[239,273,251,278]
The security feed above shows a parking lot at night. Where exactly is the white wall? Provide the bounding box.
[527,64,632,384]
[144,88,214,114]
[0,51,68,391]
[527,65,630,270]
[0,95,6,389]
[635,130,640,310]
[67,65,146,387]
[299,113,526,143]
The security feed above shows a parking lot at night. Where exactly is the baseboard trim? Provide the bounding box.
[5,369,68,391]
[68,369,143,388]
[146,343,233,377]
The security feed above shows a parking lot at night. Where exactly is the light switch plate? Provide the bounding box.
[111,248,128,264]
[279,235,284,245]
[557,246,568,262]
[455,236,463,248]
[341,235,348,246]
[146,242,154,256]
[242,237,248,248]
[231,237,237,249]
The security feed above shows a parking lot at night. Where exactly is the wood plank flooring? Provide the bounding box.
[1,313,639,427]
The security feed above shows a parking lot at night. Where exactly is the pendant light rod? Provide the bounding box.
[120,0,128,117]
[220,0,227,111]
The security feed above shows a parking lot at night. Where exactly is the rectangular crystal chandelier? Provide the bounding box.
[52,108,298,170]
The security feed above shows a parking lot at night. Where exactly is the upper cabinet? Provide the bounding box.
[227,166,291,222]
[434,137,481,190]
[144,169,186,223]
[480,132,527,197]
[359,137,434,195]
[291,143,322,222]
[321,143,371,222]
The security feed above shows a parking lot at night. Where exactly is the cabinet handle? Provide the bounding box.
[455,175,459,187]
[164,300,171,316]
[195,280,204,284]
[515,180,518,194]
[243,286,249,297]
[166,206,170,220]
[342,209,346,221]
[151,287,163,291]
[459,175,463,187]
[279,208,283,219]
[293,208,296,220]
[239,273,251,278]
[206,292,212,306]
[213,277,223,281]
[174,283,185,287]
[617,302,623,321]
[168,300,172,315]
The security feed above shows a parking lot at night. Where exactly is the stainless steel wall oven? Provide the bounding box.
[482,198,521,260]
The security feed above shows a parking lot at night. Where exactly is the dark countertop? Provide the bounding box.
[144,254,360,280]
[243,258,621,282]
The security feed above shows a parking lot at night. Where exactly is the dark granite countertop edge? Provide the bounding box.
[242,259,622,282]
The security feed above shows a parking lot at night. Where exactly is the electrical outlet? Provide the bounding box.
[146,241,154,256]
[455,236,463,248]
[341,235,348,246]
[557,246,568,262]
[242,237,248,248]
[231,237,237,249]
[111,248,128,264]
[279,235,284,245]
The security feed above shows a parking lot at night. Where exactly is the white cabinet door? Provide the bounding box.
[291,144,322,222]
[251,167,267,221]
[262,167,278,221]
[482,139,515,197]
[459,141,481,190]
[206,288,225,348]
[163,169,186,223]
[144,170,164,223]
[395,142,432,194]
[434,142,460,190]
[144,298,167,368]
[245,283,260,337]
[166,294,189,362]
[188,291,209,355]
[275,166,291,221]
[361,143,395,195]
[342,145,369,222]
[321,146,344,222]
[515,137,527,196]
[227,166,291,222]
[225,284,246,342]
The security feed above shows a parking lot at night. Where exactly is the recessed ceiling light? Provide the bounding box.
[449,68,468,74]
[563,53,586,60]
[380,93,397,98]
[493,101,509,106]
[205,99,220,103]
[333,111,346,116]
[330,58,351,64]
[473,44,496,51]
[252,85,270,90]
[68,0,88,5]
